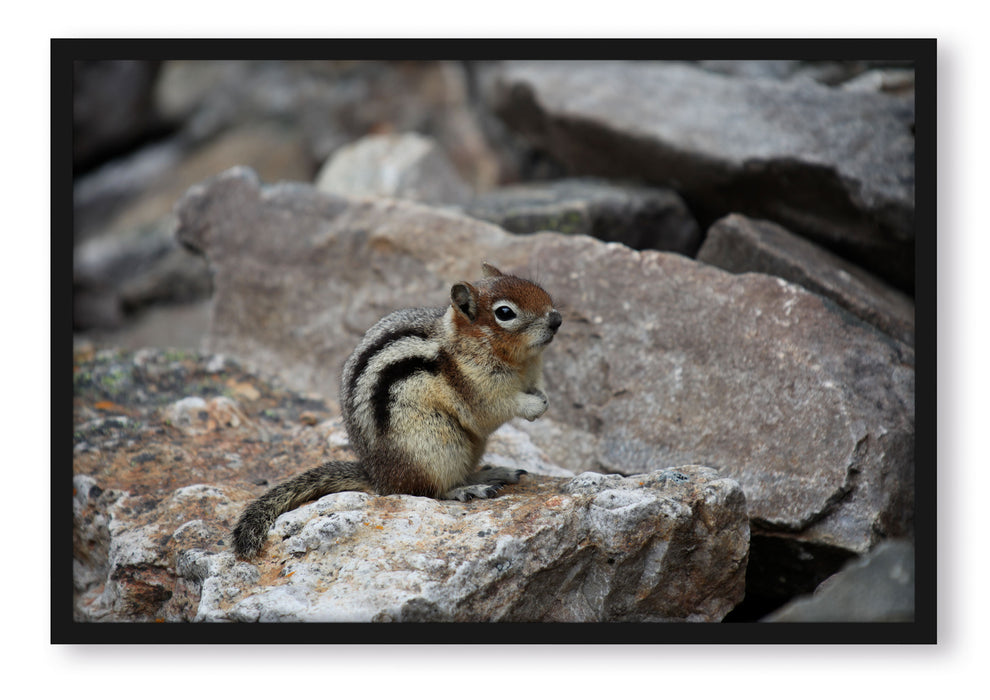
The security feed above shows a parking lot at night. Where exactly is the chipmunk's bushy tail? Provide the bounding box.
[232,460,372,558]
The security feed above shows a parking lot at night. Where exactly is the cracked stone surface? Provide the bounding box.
[487,60,915,291]
[463,177,702,255]
[183,467,747,623]
[72,348,748,623]
[699,214,915,346]
[174,167,914,555]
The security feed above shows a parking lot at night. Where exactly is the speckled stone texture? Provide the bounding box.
[72,348,748,623]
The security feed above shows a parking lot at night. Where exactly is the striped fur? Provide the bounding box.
[231,460,371,558]
[232,266,560,558]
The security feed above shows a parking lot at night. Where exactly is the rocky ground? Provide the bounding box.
[71,59,917,623]
[73,347,748,622]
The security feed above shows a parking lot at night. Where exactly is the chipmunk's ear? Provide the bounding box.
[481,262,504,278]
[451,281,479,322]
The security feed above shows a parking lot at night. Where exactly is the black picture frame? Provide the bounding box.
[55,37,936,645]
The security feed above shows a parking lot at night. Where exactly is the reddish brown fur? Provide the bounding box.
[456,274,555,368]
[486,274,555,311]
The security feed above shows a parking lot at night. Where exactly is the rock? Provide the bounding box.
[75,217,178,301]
[116,243,214,312]
[762,539,914,622]
[154,60,502,190]
[73,60,166,172]
[694,60,902,88]
[73,123,312,330]
[195,466,746,623]
[465,61,573,184]
[75,300,212,353]
[464,177,701,254]
[511,417,603,480]
[72,348,748,622]
[698,214,914,345]
[175,167,914,564]
[72,346,345,621]
[723,534,859,621]
[74,122,312,242]
[694,60,813,82]
[73,139,185,244]
[489,60,915,292]
[483,422,574,478]
[315,133,472,205]
[74,215,212,329]
[162,395,255,437]
[72,281,126,331]
[840,68,915,95]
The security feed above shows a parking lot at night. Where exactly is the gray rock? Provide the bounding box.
[695,60,901,88]
[698,214,914,345]
[489,60,915,291]
[73,348,748,622]
[73,60,165,171]
[840,68,915,95]
[73,123,312,330]
[729,534,859,620]
[465,177,701,254]
[187,466,746,623]
[75,300,212,353]
[315,133,472,205]
[541,241,914,557]
[695,60,814,82]
[73,139,185,243]
[762,539,914,622]
[74,214,213,326]
[175,167,914,558]
[154,60,502,190]
[74,216,184,328]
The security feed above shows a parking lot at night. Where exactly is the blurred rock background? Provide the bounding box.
[72,59,914,348]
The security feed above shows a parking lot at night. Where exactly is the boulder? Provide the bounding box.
[74,301,212,353]
[698,214,914,345]
[694,60,913,91]
[488,60,915,291]
[175,167,914,562]
[840,68,915,95]
[762,539,914,622]
[72,348,748,623]
[73,60,166,172]
[464,177,701,255]
[187,465,746,623]
[315,132,472,206]
[153,60,501,189]
[73,123,313,331]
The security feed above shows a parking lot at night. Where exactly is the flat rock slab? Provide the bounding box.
[175,167,914,555]
[72,348,747,623]
[489,60,915,291]
[464,177,701,255]
[698,214,915,346]
[186,466,747,623]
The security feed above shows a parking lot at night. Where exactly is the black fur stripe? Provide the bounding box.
[371,355,440,433]
[437,348,474,405]
[347,327,430,407]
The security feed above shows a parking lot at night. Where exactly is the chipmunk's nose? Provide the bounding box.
[548,310,562,332]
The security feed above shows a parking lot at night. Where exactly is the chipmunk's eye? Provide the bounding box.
[494,305,517,321]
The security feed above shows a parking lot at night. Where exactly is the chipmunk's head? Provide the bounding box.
[449,263,561,366]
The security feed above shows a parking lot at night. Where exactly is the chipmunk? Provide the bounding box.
[232,263,561,558]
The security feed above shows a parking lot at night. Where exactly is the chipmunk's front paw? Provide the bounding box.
[517,389,549,421]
